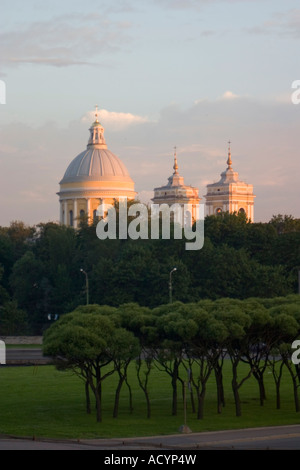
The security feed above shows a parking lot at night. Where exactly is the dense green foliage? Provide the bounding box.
[1,211,299,436]
[0,212,299,334]
[43,297,300,422]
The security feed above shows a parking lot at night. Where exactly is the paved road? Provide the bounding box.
[6,348,51,365]
[1,425,300,450]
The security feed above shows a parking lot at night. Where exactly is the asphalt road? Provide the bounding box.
[5,348,51,365]
[1,425,300,450]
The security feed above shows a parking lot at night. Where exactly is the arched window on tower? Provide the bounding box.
[80,209,85,218]
[69,210,74,227]
[239,208,246,214]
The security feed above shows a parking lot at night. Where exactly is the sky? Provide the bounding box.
[0,0,299,226]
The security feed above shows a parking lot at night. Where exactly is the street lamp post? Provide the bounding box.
[80,269,89,305]
[169,267,177,304]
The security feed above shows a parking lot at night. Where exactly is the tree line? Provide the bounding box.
[0,212,299,334]
[43,296,300,422]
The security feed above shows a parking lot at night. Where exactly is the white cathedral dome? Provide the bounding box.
[58,111,136,227]
[60,117,133,185]
[60,147,132,184]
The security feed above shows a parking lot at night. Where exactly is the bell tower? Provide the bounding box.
[152,148,200,224]
[205,142,255,221]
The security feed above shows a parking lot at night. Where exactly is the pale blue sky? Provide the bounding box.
[0,0,299,224]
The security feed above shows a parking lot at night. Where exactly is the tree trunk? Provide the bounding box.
[113,376,125,418]
[95,364,102,422]
[184,362,196,413]
[214,367,225,413]
[94,387,102,422]
[232,364,242,417]
[136,356,152,419]
[292,376,300,412]
[197,385,206,420]
[276,380,281,410]
[172,373,178,416]
[269,359,284,410]
[253,370,266,406]
[125,377,134,414]
[232,383,241,417]
[189,385,196,414]
[145,389,151,419]
[283,359,300,412]
[85,380,91,414]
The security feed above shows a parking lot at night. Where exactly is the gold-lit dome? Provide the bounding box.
[58,112,136,227]
[60,147,133,184]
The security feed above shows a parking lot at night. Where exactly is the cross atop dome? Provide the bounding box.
[95,104,99,123]
[227,140,233,169]
[173,146,179,175]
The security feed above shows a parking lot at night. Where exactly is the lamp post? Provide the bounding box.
[80,269,89,305]
[169,267,177,304]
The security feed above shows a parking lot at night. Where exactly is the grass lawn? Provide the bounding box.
[0,361,299,440]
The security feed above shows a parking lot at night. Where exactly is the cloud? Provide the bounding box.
[81,108,150,130]
[247,9,300,38]
[9,58,92,68]
[219,91,240,100]
[152,0,265,10]
[0,13,131,68]
[195,91,241,107]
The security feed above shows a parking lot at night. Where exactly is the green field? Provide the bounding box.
[0,362,299,440]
